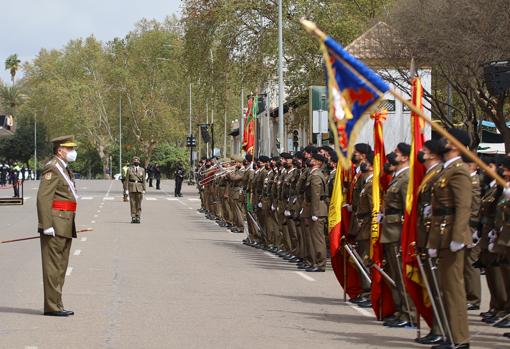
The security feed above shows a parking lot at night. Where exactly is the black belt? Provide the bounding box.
[385,208,402,216]
[432,207,456,216]
[129,179,141,183]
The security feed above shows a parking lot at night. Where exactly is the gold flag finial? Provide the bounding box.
[300,18,326,40]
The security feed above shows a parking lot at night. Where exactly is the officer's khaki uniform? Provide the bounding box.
[494,194,510,316]
[125,165,146,219]
[227,167,245,228]
[416,163,443,335]
[283,166,300,255]
[428,157,472,345]
[356,173,374,297]
[381,167,415,322]
[298,167,311,264]
[305,167,328,269]
[464,172,482,307]
[37,157,78,313]
[254,167,268,245]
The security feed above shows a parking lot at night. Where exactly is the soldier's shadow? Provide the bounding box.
[0,306,41,315]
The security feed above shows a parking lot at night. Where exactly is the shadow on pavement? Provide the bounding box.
[0,306,41,315]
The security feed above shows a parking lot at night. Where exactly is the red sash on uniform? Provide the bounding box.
[52,201,77,212]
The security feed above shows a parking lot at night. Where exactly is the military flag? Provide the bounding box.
[242,96,258,155]
[370,111,395,320]
[401,77,432,326]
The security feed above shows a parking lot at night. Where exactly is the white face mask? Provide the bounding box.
[66,149,78,162]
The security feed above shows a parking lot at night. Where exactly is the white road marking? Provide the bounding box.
[263,252,279,259]
[24,196,31,200]
[25,346,38,349]
[188,198,200,201]
[167,198,178,201]
[80,237,87,242]
[103,197,114,201]
[97,210,101,213]
[177,200,187,207]
[91,220,96,224]
[146,197,157,201]
[350,304,372,317]
[295,271,316,282]
[94,214,99,218]
[65,267,73,276]
[73,249,81,256]
[81,197,93,200]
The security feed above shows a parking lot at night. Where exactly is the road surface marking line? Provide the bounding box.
[25,346,38,349]
[295,271,316,282]
[103,197,114,201]
[65,267,73,276]
[177,200,187,206]
[91,220,96,224]
[146,197,157,201]
[349,304,372,317]
[167,198,178,201]
[188,198,200,201]
[263,252,279,259]
[24,196,31,200]
[73,250,81,256]
[81,197,93,200]
[94,214,99,218]
[80,237,87,242]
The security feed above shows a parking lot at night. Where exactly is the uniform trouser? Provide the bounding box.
[155,178,161,190]
[438,248,470,345]
[233,199,244,228]
[287,218,298,255]
[129,192,143,218]
[175,178,183,195]
[255,208,267,244]
[264,207,278,246]
[40,235,72,312]
[500,265,510,313]
[383,242,415,322]
[356,239,371,297]
[294,218,304,258]
[482,250,507,311]
[309,217,327,268]
[247,210,258,241]
[279,210,291,250]
[421,256,444,336]
[464,245,481,306]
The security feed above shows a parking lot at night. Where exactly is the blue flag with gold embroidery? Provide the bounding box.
[322,36,390,169]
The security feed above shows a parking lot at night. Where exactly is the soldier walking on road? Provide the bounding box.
[37,135,79,317]
[124,156,146,223]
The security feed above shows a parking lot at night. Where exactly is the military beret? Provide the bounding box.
[396,142,411,157]
[280,152,292,160]
[294,151,305,160]
[51,135,77,147]
[366,151,375,165]
[312,153,327,163]
[304,145,318,154]
[245,154,253,162]
[447,128,470,147]
[271,156,280,161]
[423,139,443,156]
[355,143,372,155]
[259,155,270,163]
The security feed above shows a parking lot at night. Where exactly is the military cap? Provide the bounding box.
[312,153,327,163]
[280,152,292,160]
[294,151,305,160]
[396,142,411,157]
[51,135,77,147]
[329,151,338,163]
[245,154,253,162]
[447,128,470,147]
[259,155,270,163]
[386,152,399,166]
[423,139,443,156]
[355,143,372,155]
[501,157,510,170]
[132,156,140,162]
[304,145,318,154]
[271,156,280,161]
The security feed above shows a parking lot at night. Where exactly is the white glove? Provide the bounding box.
[43,227,55,237]
[343,204,352,212]
[284,210,291,217]
[271,204,276,211]
[489,242,495,252]
[428,248,438,258]
[311,215,319,222]
[292,198,297,204]
[423,205,432,218]
[299,208,304,215]
[257,202,262,208]
[504,187,510,199]
[472,230,480,243]
[376,212,384,223]
[142,190,146,194]
[125,190,129,195]
[450,241,465,252]
[488,229,496,240]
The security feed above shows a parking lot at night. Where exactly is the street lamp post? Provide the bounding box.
[277,0,285,152]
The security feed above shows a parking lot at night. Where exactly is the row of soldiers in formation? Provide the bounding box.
[195,128,510,349]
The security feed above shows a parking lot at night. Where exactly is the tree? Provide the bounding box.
[5,54,21,84]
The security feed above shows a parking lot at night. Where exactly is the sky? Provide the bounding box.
[0,0,182,83]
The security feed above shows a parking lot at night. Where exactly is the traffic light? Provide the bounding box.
[186,135,197,147]
[292,130,299,150]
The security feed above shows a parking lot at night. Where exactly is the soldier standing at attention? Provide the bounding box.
[427,129,472,349]
[122,162,130,202]
[125,156,146,223]
[37,135,79,317]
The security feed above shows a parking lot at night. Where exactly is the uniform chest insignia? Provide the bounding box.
[440,177,447,188]
[44,172,52,180]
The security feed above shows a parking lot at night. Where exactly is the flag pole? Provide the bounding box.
[300,18,507,188]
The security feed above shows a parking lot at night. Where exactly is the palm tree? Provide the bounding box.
[0,84,27,114]
[5,54,21,84]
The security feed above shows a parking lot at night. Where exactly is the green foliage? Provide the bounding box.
[151,142,189,177]
[5,54,21,83]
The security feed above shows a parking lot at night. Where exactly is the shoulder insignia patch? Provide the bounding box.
[44,172,52,180]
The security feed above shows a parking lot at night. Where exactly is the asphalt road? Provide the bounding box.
[0,180,507,349]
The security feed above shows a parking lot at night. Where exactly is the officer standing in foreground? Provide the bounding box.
[37,135,79,316]
[175,166,185,197]
[124,156,146,223]
[427,129,472,349]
